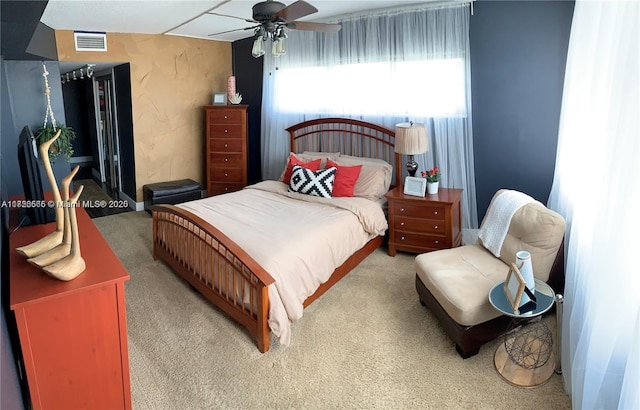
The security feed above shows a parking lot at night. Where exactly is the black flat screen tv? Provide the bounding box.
[17,125,56,226]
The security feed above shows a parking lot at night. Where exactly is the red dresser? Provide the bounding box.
[9,206,131,409]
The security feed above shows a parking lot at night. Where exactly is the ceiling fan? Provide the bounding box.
[208,0,341,57]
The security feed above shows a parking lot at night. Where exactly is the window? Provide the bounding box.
[275,58,467,118]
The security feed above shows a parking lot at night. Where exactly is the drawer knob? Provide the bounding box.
[225,187,229,191]
[434,240,439,244]
[434,225,438,229]
[224,144,228,148]
[401,236,405,241]
[224,158,228,162]
[400,222,405,226]
[224,173,228,177]
[224,129,228,133]
[434,211,438,215]
[400,208,405,212]
[224,115,228,119]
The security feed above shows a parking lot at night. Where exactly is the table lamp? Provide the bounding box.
[395,122,428,177]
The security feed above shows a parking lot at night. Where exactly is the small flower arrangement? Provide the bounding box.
[421,167,440,183]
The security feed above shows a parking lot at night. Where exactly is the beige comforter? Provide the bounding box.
[178,180,388,346]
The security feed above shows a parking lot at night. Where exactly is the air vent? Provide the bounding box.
[74,32,107,52]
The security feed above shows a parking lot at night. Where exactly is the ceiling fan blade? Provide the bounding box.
[286,21,341,32]
[274,0,317,22]
[208,25,260,37]
[207,12,257,24]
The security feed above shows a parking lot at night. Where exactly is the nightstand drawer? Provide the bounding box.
[384,186,463,256]
[395,201,446,220]
[394,232,448,250]
[394,217,446,235]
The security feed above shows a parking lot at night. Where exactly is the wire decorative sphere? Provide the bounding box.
[504,321,554,370]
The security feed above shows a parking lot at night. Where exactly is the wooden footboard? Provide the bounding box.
[151,205,275,352]
[151,204,383,352]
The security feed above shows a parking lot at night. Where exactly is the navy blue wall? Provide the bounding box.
[2,61,70,197]
[1,55,25,410]
[232,38,263,185]
[470,0,574,219]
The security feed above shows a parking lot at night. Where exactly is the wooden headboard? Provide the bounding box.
[286,117,402,188]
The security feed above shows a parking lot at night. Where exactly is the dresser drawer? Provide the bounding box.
[209,138,243,152]
[394,201,446,220]
[205,106,248,197]
[209,124,243,139]
[208,182,244,196]
[393,231,448,250]
[210,153,243,167]
[208,110,243,124]
[211,167,244,182]
[394,217,446,235]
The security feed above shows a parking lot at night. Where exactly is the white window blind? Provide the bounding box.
[275,58,467,118]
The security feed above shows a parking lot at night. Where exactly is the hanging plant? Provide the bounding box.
[35,123,76,163]
[36,63,76,163]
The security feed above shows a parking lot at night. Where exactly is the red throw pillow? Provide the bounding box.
[282,154,322,184]
[326,159,362,197]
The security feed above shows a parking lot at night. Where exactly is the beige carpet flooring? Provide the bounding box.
[94,211,571,410]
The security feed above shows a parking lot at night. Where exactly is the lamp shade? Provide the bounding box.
[395,122,428,155]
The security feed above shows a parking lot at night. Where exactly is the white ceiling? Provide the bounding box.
[40,0,442,42]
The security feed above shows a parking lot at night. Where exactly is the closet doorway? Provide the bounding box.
[94,74,121,194]
[61,62,136,216]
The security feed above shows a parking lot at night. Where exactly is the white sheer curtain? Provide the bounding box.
[260,3,478,229]
[547,1,639,408]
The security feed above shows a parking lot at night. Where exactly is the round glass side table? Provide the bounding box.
[489,278,560,387]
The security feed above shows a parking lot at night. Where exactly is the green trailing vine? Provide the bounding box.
[35,123,76,163]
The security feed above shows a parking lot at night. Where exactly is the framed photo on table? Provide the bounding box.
[403,176,426,197]
[212,92,227,105]
[504,263,526,311]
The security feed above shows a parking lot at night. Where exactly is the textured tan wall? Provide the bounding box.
[55,31,232,201]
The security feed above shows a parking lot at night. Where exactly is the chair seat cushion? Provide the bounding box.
[415,245,510,326]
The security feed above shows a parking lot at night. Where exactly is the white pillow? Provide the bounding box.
[288,165,337,198]
[332,156,393,199]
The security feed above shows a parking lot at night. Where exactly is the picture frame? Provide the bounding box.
[504,262,526,311]
[403,176,426,197]
[212,92,227,105]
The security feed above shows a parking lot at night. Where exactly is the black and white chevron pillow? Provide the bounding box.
[288,164,336,198]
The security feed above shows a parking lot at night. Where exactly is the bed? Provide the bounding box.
[151,118,400,352]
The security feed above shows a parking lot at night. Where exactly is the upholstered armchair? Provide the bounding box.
[414,189,566,358]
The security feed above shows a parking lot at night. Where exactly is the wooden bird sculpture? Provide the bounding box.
[42,185,85,281]
[27,165,79,268]
[15,130,64,258]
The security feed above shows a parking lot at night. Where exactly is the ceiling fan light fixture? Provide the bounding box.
[252,38,266,58]
[240,1,335,58]
[272,38,286,57]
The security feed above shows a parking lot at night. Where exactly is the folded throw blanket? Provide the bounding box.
[478,190,539,257]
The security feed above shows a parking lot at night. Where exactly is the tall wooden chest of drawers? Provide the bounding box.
[205,105,248,196]
[385,186,463,256]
